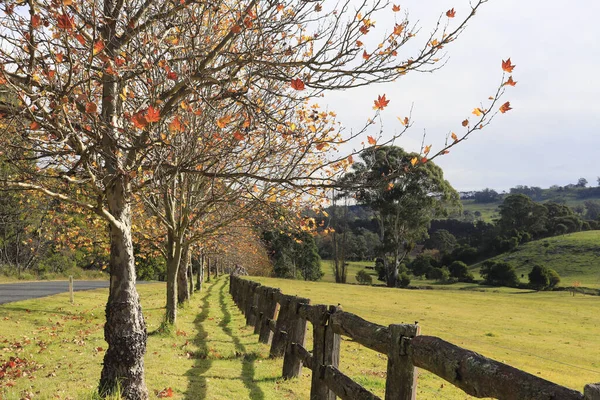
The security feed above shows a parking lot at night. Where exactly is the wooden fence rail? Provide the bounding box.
[229,274,599,400]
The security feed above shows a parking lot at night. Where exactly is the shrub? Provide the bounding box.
[356,269,373,285]
[528,265,550,290]
[374,258,386,282]
[398,273,411,288]
[528,265,561,289]
[548,269,561,288]
[425,266,451,283]
[448,261,474,282]
[480,261,519,287]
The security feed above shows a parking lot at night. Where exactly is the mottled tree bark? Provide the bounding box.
[99,175,148,399]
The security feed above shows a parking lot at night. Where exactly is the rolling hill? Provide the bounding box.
[472,231,600,288]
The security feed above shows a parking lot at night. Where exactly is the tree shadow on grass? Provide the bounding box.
[217,278,265,400]
[183,279,214,399]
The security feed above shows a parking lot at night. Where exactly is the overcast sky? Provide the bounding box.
[323,0,600,192]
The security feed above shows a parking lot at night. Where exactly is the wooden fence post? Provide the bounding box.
[247,283,261,327]
[310,304,331,400]
[322,305,342,400]
[254,286,267,335]
[270,294,292,358]
[259,288,280,344]
[68,276,74,304]
[282,296,310,379]
[585,383,600,400]
[385,324,420,400]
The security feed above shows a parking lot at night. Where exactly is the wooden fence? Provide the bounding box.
[229,274,600,400]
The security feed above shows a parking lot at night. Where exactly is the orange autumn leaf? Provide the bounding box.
[75,34,86,46]
[461,119,469,127]
[63,0,73,5]
[315,142,326,150]
[231,25,242,34]
[92,40,104,55]
[393,24,404,35]
[146,106,160,123]
[367,136,377,145]
[472,108,484,116]
[276,4,284,12]
[362,50,370,60]
[502,58,515,73]
[169,116,184,132]
[392,4,401,12]
[56,14,74,30]
[421,157,428,164]
[424,145,431,155]
[410,157,418,166]
[499,101,512,113]
[398,116,409,126]
[131,112,148,129]
[157,387,174,398]
[233,131,245,141]
[451,132,458,142]
[356,40,363,47]
[167,71,177,80]
[290,78,305,91]
[216,115,232,129]
[504,76,517,87]
[55,53,64,62]
[446,8,456,18]
[29,121,40,130]
[31,14,41,28]
[85,102,97,113]
[373,94,390,110]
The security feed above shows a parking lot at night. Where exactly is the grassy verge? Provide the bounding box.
[0,277,309,399]
[0,268,108,283]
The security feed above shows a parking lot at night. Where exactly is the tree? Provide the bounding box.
[576,178,588,188]
[497,194,548,239]
[528,265,560,290]
[480,261,519,287]
[345,146,460,287]
[425,229,458,255]
[449,261,474,282]
[0,0,513,396]
[528,265,550,290]
[472,188,500,203]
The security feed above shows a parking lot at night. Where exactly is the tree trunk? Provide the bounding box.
[165,233,183,324]
[188,253,194,294]
[196,252,203,291]
[177,244,190,305]
[99,175,148,399]
[206,257,211,282]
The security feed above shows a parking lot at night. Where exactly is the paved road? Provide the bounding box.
[0,281,111,305]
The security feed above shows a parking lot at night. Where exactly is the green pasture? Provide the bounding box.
[1,276,599,399]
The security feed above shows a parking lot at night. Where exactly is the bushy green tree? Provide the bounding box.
[342,146,460,287]
[528,265,561,290]
[480,261,519,287]
[449,261,474,282]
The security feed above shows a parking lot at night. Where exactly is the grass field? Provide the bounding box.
[460,199,501,222]
[474,230,600,288]
[1,276,598,399]
[320,260,378,284]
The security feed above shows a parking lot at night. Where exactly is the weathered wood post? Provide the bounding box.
[585,383,600,400]
[282,297,310,379]
[270,294,292,358]
[254,286,268,335]
[259,288,281,344]
[385,323,420,400]
[247,282,261,327]
[68,276,74,304]
[322,305,342,400]
[309,304,331,399]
